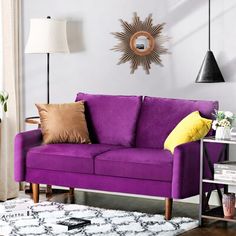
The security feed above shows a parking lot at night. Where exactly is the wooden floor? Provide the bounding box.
[20,188,236,236]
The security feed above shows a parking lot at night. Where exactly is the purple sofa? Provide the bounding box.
[14,93,219,220]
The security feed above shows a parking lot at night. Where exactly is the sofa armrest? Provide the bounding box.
[14,129,42,181]
[172,140,225,199]
[171,141,200,199]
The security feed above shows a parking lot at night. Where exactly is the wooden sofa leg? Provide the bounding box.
[32,183,39,203]
[165,198,173,220]
[69,188,74,195]
[68,188,75,203]
[46,185,52,195]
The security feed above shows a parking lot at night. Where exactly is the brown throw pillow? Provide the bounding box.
[36,102,91,144]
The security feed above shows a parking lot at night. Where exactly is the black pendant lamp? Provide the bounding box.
[195,0,225,83]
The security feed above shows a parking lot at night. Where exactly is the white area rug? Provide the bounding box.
[0,199,198,236]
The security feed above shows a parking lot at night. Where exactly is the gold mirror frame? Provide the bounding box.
[112,13,169,74]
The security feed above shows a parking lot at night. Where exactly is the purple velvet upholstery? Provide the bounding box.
[27,144,122,174]
[14,129,42,181]
[136,96,218,148]
[14,94,221,202]
[95,148,172,181]
[25,169,172,197]
[76,93,142,147]
[172,141,224,198]
[172,141,200,199]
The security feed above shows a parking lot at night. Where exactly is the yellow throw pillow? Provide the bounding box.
[36,102,91,144]
[164,111,212,154]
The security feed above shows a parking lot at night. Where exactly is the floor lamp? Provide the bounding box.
[25,17,69,194]
[25,16,69,104]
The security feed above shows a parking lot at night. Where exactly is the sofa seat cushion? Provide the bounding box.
[76,93,142,147]
[27,144,121,174]
[95,148,173,181]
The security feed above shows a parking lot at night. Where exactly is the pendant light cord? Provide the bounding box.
[208,0,211,51]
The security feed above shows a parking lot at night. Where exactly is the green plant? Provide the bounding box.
[0,90,9,112]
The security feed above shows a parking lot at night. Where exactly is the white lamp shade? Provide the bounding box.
[25,18,69,53]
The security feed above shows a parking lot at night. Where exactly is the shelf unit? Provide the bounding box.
[202,206,236,223]
[199,136,236,225]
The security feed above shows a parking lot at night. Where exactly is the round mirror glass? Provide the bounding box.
[130,31,155,56]
[135,36,150,51]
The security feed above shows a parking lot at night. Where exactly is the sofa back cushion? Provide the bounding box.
[76,93,142,147]
[136,96,218,148]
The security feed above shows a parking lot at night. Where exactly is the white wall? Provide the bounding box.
[22,0,236,113]
[22,0,236,203]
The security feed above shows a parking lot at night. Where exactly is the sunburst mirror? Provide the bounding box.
[112,13,169,74]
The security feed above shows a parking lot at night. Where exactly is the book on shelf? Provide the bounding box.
[55,217,91,230]
[214,173,236,182]
[214,161,236,182]
[214,161,236,171]
[215,169,236,175]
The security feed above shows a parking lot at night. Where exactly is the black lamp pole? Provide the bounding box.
[47,52,50,104]
[47,16,51,104]
[195,0,225,83]
[208,0,211,51]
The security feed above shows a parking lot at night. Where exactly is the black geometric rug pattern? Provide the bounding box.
[0,199,198,236]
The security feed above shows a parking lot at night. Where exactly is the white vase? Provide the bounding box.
[215,127,231,140]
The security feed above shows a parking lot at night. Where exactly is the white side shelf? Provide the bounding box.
[202,179,236,186]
